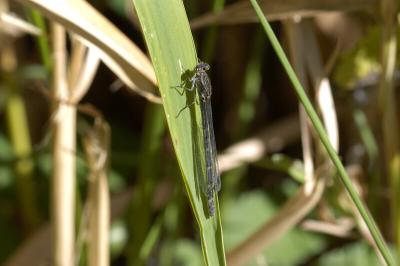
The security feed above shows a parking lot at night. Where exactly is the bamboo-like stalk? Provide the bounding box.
[51,23,76,266]
[87,168,109,266]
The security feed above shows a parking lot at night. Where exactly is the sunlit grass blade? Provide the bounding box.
[132,0,225,265]
[249,0,394,265]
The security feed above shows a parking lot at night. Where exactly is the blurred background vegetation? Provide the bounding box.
[0,0,399,265]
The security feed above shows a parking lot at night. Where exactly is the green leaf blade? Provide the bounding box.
[132,1,226,265]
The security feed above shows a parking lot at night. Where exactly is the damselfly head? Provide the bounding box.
[196,62,210,72]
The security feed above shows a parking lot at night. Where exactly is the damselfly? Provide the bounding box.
[187,62,221,216]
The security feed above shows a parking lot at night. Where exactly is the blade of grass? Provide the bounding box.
[132,1,226,265]
[249,0,394,265]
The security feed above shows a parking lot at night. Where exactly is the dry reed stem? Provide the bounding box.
[87,170,110,266]
[68,39,87,89]
[68,39,100,104]
[285,19,316,194]
[302,20,339,152]
[81,106,110,266]
[4,191,132,266]
[300,218,354,237]
[226,19,342,266]
[51,23,76,266]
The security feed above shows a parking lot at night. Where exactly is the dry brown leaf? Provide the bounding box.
[17,0,161,103]
[1,12,41,36]
[190,0,377,29]
[68,38,101,103]
[218,115,300,172]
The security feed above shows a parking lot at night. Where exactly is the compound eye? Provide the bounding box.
[197,62,210,71]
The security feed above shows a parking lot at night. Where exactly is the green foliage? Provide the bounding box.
[223,190,327,266]
[160,239,204,266]
[334,26,400,88]
[317,242,392,266]
[256,154,305,183]
[110,220,128,259]
[0,133,13,188]
[2,1,398,265]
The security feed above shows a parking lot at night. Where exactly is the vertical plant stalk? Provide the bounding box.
[3,46,41,232]
[284,20,315,192]
[249,0,394,265]
[1,0,40,234]
[379,0,400,260]
[51,23,76,266]
[127,104,165,265]
[82,111,111,266]
[28,10,52,71]
[302,21,339,152]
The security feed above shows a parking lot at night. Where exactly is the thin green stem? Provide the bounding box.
[249,0,394,265]
[28,10,52,72]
